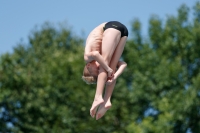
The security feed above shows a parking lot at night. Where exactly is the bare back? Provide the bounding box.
[84,22,106,55]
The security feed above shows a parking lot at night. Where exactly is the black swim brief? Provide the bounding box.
[103,21,128,37]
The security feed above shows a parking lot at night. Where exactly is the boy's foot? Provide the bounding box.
[95,102,112,120]
[105,101,112,109]
[90,98,104,118]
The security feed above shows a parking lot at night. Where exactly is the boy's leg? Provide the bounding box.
[90,67,106,118]
[96,36,127,120]
[90,28,121,118]
[104,36,127,107]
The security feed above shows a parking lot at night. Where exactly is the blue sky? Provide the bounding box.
[0,0,197,54]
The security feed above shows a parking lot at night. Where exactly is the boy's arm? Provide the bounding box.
[84,51,114,77]
[106,61,127,85]
[114,61,127,79]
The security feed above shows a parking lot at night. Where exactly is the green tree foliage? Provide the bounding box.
[0,23,96,132]
[1,2,200,133]
[124,2,200,133]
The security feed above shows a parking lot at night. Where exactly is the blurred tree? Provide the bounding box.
[124,2,200,133]
[0,22,96,132]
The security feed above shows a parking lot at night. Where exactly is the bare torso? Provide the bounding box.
[84,22,106,55]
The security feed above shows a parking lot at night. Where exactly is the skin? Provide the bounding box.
[86,61,100,77]
[84,22,114,78]
[95,34,127,120]
[87,60,127,120]
[84,23,127,120]
[106,61,127,85]
[87,61,127,85]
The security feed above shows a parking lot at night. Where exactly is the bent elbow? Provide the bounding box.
[91,51,99,58]
[119,61,127,67]
[123,63,127,68]
[84,54,90,62]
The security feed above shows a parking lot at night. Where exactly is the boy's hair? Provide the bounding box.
[82,65,97,84]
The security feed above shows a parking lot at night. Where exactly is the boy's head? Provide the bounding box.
[82,61,99,84]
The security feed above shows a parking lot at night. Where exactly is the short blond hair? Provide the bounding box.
[82,65,97,84]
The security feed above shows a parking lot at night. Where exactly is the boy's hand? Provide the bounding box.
[106,76,116,85]
[107,68,114,78]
